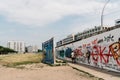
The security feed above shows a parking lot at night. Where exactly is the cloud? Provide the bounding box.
[0,0,120,48]
[0,0,107,27]
[0,0,119,27]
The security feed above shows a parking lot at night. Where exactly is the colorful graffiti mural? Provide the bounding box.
[74,38,120,68]
[42,38,54,64]
[56,28,120,72]
[109,38,120,66]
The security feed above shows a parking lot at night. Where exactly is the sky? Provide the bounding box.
[0,0,120,49]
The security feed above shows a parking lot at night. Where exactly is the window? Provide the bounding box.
[116,21,120,23]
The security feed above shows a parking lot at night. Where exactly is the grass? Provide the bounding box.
[0,53,43,67]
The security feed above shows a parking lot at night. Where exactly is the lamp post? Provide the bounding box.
[101,0,110,27]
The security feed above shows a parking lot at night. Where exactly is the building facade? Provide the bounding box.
[26,45,38,53]
[7,41,25,53]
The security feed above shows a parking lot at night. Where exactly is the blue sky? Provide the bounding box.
[0,0,120,49]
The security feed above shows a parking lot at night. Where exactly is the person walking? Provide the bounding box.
[71,51,75,63]
[86,49,91,64]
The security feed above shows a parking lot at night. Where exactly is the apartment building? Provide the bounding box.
[7,41,25,53]
[26,45,38,53]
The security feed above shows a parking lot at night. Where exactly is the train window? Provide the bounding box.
[95,28,97,31]
[116,21,120,23]
[89,30,91,32]
[105,27,107,29]
[98,27,101,30]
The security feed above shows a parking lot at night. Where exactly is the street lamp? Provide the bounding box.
[101,0,110,27]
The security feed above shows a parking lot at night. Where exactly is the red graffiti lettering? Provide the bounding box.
[91,45,113,64]
[74,48,83,56]
[92,39,98,45]
[83,44,87,48]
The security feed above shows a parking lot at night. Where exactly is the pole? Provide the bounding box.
[101,0,110,27]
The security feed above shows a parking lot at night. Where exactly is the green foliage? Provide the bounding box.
[0,46,16,54]
[4,61,40,67]
[38,49,43,52]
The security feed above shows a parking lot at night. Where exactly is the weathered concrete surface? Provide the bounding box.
[68,63,120,80]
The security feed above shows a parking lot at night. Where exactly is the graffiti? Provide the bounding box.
[89,40,120,66]
[65,47,72,58]
[73,48,85,63]
[104,34,114,42]
[87,43,91,46]
[56,29,120,72]
[91,45,112,65]
[74,48,83,56]
[59,50,65,58]
[82,44,87,48]
[82,44,91,48]
[92,39,98,45]
[91,45,99,64]
[109,38,120,65]
[75,42,120,66]
[98,39,104,44]
[78,46,82,48]
[109,42,120,60]
[73,47,91,64]
[58,39,120,67]
[42,38,54,64]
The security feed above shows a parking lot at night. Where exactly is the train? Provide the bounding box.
[56,23,120,73]
[115,19,120,26]
[56,26,110,47]
[56,18,120,48]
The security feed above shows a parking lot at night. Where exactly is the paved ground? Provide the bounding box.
[68,63,120,80]
[0,63,96,80]
[57,58,120,80]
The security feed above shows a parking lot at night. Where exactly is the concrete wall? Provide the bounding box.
[56,28,120,72]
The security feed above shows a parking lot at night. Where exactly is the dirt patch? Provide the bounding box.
[0,63,100,80]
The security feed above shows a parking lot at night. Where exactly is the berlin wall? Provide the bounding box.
[56,28,120,72]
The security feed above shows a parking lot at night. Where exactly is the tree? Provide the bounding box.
[38,49,43,53]
[0,46,16,54]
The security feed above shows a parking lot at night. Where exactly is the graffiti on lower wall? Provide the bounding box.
[56,33,120,72]
[42,38,54,64]
[75,37,120,70]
